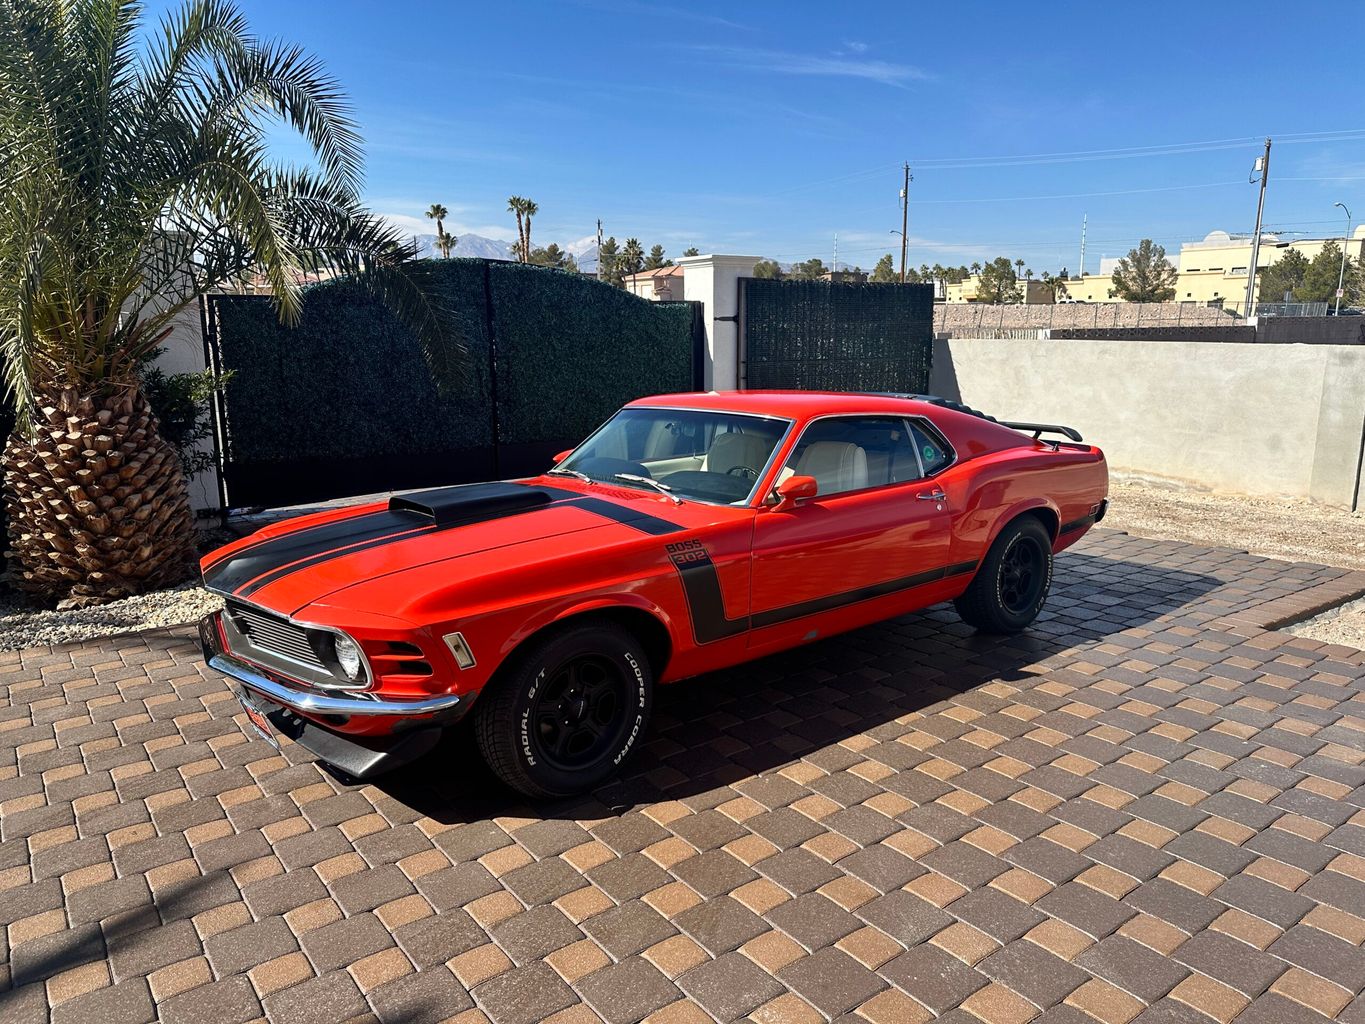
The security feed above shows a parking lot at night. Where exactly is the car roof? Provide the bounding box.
[628,390,948,420]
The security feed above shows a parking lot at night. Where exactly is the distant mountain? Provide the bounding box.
[566,235,600,273]
[408,232,513,261]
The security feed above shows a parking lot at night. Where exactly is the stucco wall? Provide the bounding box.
[930,337,1365,510]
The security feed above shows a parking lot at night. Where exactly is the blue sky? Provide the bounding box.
[170,0,1365,273]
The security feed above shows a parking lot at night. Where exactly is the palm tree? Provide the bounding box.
[522,199,538,263]
[436,230,456,259]
[620,238,645,277]
[0,0,451,606]
[970,261,982,276]
[507,196,526,262]
[425,203,448,242]
[1014,259,1026,278]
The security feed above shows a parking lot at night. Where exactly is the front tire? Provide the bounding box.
[954,516,1054,633]
[474,622,653,799]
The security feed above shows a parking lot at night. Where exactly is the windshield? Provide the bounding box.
[558,407,790,504]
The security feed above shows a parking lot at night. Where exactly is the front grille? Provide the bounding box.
[226,604,324,671]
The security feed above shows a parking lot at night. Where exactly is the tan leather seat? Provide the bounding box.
[795,442,868,494]
[703,432,770,476]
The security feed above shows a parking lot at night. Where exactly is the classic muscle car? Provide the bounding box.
[199,391,1108,796]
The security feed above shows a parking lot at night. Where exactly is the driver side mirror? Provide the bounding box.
[551,449,573,466]
[771,475,817,512]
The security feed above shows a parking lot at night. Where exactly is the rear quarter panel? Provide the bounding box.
[940,442,1108,569]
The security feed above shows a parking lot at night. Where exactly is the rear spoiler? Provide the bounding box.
[1000,421,1084,443]
[857,393,1085,444]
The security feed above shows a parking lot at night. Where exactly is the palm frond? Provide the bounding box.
[0,0,452,418]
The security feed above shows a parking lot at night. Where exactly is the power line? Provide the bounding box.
[766,129,1365,198]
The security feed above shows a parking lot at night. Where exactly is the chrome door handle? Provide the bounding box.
[917,490,946,502]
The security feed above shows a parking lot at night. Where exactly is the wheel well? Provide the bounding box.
[1017,506,1059,541]
[508,607,673,680]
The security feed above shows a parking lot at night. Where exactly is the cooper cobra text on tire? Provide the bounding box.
[474,621,654,798]
[954,515,1054,633]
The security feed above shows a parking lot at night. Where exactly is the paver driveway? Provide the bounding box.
[3,530,1365,1024]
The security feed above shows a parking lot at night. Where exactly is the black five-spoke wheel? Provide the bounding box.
[998,533,1045,614]
[474,621,654,798]
[954,515,1054,634]
[532,655,628,770]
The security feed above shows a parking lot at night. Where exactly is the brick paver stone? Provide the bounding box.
[1,531,1363,1023]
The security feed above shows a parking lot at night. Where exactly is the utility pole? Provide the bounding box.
[596,218,603,280]
[833,232,838,275]
[1334,202,1351,316]
[1078,213,1087,279]
[899,162,911,283]
[1244,137,1272,318]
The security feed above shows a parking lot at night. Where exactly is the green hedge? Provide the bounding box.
[213,262,492,464]
[741,279,933,393]
[210,258,696,467]
[489,262,694,444]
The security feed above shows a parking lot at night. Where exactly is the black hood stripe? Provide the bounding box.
[206,482,685,599]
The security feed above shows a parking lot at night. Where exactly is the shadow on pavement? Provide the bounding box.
[371,547,1224,825]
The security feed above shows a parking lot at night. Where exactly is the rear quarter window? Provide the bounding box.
[908,420,952,475]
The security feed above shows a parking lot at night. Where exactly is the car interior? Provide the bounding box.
[563,410,951,505]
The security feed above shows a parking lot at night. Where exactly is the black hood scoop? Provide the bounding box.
[389,482,566,526]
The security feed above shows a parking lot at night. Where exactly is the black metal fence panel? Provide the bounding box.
[204,259,700,509]
[740,279,934,392]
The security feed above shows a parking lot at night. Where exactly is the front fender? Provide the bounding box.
[499,591,680,662]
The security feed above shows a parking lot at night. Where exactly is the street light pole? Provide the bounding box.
[1334,202,1352,316]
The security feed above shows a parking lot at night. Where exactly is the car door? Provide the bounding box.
[747,414,952,651]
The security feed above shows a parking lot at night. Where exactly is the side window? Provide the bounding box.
[908,419,952,475]
[783,416,919,496]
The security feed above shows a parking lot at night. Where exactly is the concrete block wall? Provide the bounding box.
[930,337,1365,511]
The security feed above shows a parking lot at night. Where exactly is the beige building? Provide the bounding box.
[945,276,1054,304]
[623,265,683,301]
[1058,227,1365,310]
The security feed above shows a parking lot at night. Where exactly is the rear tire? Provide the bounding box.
[954,516,1053,634]
[474,621,653,799]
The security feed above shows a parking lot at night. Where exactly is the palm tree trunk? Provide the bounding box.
[3,385,198,607]
[524,215,532,263]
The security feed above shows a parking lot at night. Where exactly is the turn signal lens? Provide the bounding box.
[443,631,476,669]
[333,634,363,680]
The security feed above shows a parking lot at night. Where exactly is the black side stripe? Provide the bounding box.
[668,542,749,643]
[1059,513,1096,534]
[670,543,979,645]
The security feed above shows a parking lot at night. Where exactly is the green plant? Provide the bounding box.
[0,0,455,606]
[1111,239,1177,302]
[137,351,232,479]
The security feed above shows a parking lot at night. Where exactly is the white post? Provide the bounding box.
[676,254,761,391]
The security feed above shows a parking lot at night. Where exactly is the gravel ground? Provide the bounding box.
[1105,477,1365,570]
[2,478,1362,652]
[1104,477,1365,649]
[0,582,223,652]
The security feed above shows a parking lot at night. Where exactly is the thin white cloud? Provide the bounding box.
[690,45,930,88]
[842,41,869,53]
[564,0,750,30]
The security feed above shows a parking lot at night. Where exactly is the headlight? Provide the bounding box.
[332,634,363,681]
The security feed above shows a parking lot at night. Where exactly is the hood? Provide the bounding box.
[200,481,691,617]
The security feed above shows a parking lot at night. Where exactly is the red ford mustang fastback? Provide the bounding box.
[200,391,1108,796]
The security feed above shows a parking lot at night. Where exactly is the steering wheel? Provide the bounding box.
[726,465,759,480]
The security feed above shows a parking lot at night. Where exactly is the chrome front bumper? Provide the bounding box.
[200,614,462,718]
